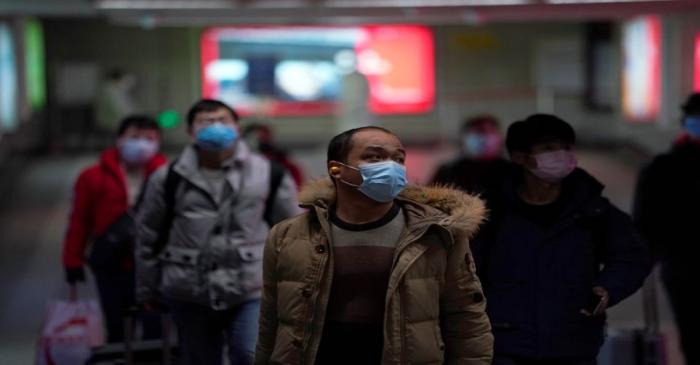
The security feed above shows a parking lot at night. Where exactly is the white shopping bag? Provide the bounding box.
[35,298,105,365]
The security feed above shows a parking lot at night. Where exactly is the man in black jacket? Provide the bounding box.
[633,92,700,365]
[431,114,510,199]
[474,114,651,365]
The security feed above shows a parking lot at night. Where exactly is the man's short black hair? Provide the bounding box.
[117,115,160,136]
[461,114,499,133]
[682,92,700,116]
[506,114,576,154]
[186,99,240,127]
[327,126,395,163]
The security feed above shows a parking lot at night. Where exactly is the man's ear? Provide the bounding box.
[328,161,342,180]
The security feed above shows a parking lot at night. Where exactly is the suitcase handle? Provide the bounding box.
[123,306,174,365]
[642,270,660,334]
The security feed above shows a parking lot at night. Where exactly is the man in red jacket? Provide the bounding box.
[62,115,167,342]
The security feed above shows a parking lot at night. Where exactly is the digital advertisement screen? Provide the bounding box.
[694,33,700,92]
[0,22,18,132]
[621,16,661,123]
[201,26,434,116]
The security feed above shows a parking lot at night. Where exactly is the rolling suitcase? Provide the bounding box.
[85,307,178,365]
[597,274,667,365]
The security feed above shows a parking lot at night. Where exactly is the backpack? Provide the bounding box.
[151,159,286,256]
[87,169,148,272]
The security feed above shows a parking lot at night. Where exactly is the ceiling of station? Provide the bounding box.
[0,0,698,25]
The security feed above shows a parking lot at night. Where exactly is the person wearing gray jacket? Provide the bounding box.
[135,99,300,365]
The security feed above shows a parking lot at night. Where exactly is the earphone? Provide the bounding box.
[330,166,341,174]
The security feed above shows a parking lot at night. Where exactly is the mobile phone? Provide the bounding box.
[583,293,604,314]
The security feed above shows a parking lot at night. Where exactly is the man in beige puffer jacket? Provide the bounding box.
[255,126,493,364]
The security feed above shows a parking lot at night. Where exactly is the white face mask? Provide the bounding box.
[529,150,577,183]
[118,137,159,165]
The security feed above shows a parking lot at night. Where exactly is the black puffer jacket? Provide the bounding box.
[474,168,651,359]
[634,139,700,270]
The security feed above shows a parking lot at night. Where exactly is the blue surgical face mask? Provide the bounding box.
[684,116,700,139]
[463,134,485,157]
[196,123,238,152]
[118,138,158,165]
[463,132,502,159]
[338,160,407,203]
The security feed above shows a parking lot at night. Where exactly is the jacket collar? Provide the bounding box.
[500,167,609,239]
[502,167,604,214]
[672,134,700,155]
[99,147,124,179]
[299,178,486,242]
[174,141,251,171]
[172,142,252,201]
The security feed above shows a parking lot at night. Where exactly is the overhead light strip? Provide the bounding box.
[546,0,674,4]
[95,0,233,9]
[325,0,531,6]
[96,0,677,10]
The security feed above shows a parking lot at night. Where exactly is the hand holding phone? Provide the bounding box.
[584,293,604,313]
[580,286,609,317]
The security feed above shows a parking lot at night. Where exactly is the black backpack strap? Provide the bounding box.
[153,159,182,256]
[264,160,286,226]
[132,177,149,213]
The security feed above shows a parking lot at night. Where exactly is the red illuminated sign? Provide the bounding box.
[200,26,434,116]
[694,34,700,92]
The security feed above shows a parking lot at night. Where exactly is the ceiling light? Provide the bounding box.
[325,0,531,7]
[546,0,673,4]
[95,0,233,9]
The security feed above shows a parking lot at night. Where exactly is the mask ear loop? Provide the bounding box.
[339,179,361,188]
[333,161,362,188]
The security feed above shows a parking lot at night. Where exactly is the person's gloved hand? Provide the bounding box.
[65,267,86,284]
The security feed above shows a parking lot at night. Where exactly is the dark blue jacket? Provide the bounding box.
[473,167,651,359]
[634,140,700,270]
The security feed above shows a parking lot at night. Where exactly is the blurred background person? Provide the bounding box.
[94,69,140,146]
[633,92,700,365]
[242,122,304,188]
[335,49,371,134]
[61,115,167,343]
[474,114,650,365]
[95,70,139,130]
[431,114,510,200]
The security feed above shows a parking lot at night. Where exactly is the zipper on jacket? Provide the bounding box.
[385,223,433,364]
[385,222,454,363]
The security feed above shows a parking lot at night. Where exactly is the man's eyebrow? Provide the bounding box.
[363,145,406,155]
[363,146,387,152]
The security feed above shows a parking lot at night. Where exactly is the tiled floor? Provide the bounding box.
[0,155,97,364]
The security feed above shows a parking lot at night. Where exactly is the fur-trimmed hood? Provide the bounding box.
[299,178,487,240]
